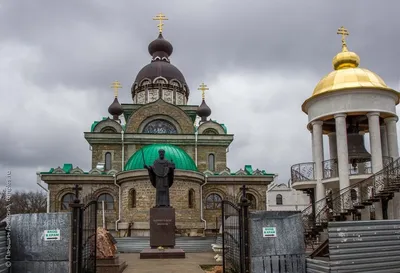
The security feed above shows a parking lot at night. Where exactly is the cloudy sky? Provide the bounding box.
[0,1,399,191]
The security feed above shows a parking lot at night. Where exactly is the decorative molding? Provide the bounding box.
[70,167,84,174]
[53,167,66,174]
[106,169,118,175]
[89,168,102,175]
[235,169,247,176]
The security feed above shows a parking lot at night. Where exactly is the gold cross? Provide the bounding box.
[153,12,168,33]
[198,82,209,100]
[337,26,349,47]
[111,80,122,98]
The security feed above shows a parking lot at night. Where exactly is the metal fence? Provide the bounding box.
[328,220,400,272]
[256,254,306,273]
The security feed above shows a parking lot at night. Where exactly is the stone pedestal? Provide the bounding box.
[140,207,185,259]
[96,257,127,273]
[140,248,185,259]
[150,207,175,248]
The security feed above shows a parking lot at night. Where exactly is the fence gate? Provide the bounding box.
[70,185,98,273]
[222,185,250,273]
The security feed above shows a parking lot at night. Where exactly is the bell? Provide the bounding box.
[347,124,371,168]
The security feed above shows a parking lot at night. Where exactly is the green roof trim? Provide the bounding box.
[125,144,198,172]
[204,165,274,176]
[90,117,109,132]
[210,119,228,133]
[244,165,253,175]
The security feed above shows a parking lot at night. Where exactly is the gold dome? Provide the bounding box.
[312,27,392,97]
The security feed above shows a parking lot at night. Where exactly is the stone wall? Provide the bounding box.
[125,99,195,134]
[202,183,268,229]
[49,182,118,228]
[197,145,227,172]
[91,144,124,171]
[45,171,271,235]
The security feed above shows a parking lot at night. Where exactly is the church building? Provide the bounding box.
[38,14,276,236]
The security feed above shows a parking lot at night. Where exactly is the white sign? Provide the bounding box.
[263,227,277,238]
[44,229,61,241]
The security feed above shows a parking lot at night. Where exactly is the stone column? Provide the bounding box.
[312,120,325,201]
[334,113,350,191]
[385,116,399,159]
[328,132,337,159]
[380,125,389,157]
[367,112,383,172]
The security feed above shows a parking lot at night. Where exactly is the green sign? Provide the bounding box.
[44,229,61,241]
[262,227,277,238]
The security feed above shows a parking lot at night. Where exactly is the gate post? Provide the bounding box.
[240,185,250,273]
[70,184,83,273]
[221,201,226,273]
[70,199,84,273]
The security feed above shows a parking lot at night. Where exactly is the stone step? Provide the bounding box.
[116,236,217,253]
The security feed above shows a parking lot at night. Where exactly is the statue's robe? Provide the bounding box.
[147,159,175,207]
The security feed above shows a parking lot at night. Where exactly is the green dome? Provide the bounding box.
[125,144,198,171]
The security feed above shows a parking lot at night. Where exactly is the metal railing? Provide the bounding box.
[301,157,400,247]
[323,156,393,179]
[290,162,315,183]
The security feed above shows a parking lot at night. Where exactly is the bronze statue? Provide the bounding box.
[144,149,175,207]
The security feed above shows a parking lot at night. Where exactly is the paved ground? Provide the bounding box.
[119,252,220,273]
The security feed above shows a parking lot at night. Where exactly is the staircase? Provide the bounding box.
[115,236,217,253]
[301,158,400,253]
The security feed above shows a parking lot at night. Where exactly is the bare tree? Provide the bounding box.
[0,190,47,218]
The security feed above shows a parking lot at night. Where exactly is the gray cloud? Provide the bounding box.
[0,0,399,190]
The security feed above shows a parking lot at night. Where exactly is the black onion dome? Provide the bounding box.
[134,61,187,85]
[108,97,123,118]
[148,33,173,57]
[197,99,211,120]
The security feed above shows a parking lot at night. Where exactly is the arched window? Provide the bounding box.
[143,119,178,134]
[130,189,136,208]
[245,193,257,210]
[105,152,112,171]
[276,194,283,205]
[208,154,215,171]
[206,193,222,209]
[61,193,75,211]
[203,128,219,135]
[97,193,114,210]
[188,189,195,208]
[350,189,357,201]
[100,127,117,133]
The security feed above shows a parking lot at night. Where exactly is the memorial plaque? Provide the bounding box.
[150,207,175,248]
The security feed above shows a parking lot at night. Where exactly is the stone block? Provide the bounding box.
[150,207,175,248]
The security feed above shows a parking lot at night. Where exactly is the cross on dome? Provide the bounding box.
[153,12,168,33]
[337,26,349,51]
[198,82,209,100]
[111,80,122,98]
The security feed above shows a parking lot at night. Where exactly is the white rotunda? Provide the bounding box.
[291,27,400,208]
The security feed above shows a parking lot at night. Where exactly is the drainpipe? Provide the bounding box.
[114,174,121,232]
[121,130,124,171]
[200,174,208,233]
[36,172,49,213]
[195,130,198,166]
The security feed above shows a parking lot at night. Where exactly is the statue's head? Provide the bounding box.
[158,149,165,160]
